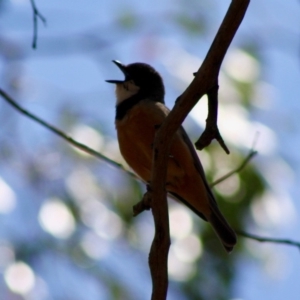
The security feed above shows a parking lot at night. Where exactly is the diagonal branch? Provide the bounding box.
[210,149,257,187]
[30,0,46,49]
[237,230,300,251]
[148,1,250,299]
[192,0,252,154]
[0,88,138,180]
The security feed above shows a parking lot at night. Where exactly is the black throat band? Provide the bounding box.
[115,93,145,120]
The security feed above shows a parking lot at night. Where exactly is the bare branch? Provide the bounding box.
[148,1,250,298]
[210,149,258,187]
[30,0,46,49]
[195,85,230,154]
[133,185,152,216]
[0,88,138,180]
[192,0,251,154]
[237,230,300,250]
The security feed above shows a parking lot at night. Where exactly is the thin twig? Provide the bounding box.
[210,149,257,187]
[195,85,230,154]
[0,88,138,180]
[237,230,300,250]
[133,185,152,216]
[30,0,46,49]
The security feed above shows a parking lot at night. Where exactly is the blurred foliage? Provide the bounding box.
[173,12,207,35]
[0,1,274,300]
[117,11,139,29]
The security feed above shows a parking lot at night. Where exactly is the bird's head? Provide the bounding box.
[106,60,165,104]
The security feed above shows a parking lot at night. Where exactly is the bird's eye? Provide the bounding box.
[130,80,138,86]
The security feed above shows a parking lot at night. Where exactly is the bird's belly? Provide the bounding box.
[115,102,199,196]
[116,122,153,182]
[116,128,186,186]
[116,113,210,216]
[120,141,152,181]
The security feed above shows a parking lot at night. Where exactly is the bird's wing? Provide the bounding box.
[177,126,218,206]
[150,103,217,218]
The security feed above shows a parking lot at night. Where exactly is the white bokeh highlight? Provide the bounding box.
[0,177,16,214]
[4,261,35,295]
[39,198,75,239]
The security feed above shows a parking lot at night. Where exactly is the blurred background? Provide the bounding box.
[0,0,300,299]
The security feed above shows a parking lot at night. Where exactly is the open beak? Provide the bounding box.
[106,60,130,83]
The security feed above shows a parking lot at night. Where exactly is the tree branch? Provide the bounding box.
[30,0,46,49]
[210,149,257,187]
[195,85,230,154]
[133,185,152,216]
[193,0,251,153]
[0,88,138,180]
[237,230,300,251]
[148,1,250,299]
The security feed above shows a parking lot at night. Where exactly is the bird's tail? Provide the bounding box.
[208,203,237,253]
[168,191,236,252]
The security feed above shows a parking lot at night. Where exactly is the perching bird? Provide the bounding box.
[106,60,236,252]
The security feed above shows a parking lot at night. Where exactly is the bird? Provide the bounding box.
[106,60,237,252]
